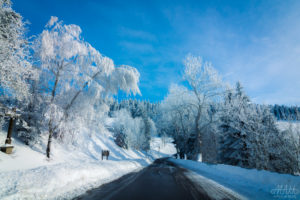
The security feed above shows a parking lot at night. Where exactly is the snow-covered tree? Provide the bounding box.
[182,54,223,160]
[159,84,196,157]
[0,0,37,101]
[0,0,40,144]
[34,16,141,158]
[218,83,251,166]
[269,122,300,174]
[217,82,299,173]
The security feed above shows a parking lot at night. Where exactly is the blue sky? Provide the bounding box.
[13,0,300,105]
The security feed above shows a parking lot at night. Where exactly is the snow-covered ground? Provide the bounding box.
[171,158,300,200]
[277,120,300,135]
[0,130,175,200]
[184,170,246,200]
[150,136,177,156]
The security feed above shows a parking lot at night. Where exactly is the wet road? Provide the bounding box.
[75,158,212,200]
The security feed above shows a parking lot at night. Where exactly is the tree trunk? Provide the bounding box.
[193,106,202,160]
[46,65,61,159]
[46,128,53,158]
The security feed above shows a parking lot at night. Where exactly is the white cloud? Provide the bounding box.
[46,16,58,27]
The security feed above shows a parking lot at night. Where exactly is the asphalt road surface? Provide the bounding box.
[75,158,240,200]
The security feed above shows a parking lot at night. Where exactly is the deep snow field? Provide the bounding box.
[277,120,300,136]
[0,128,176,200]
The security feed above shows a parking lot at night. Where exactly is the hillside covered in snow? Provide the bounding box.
[0,129,175,199]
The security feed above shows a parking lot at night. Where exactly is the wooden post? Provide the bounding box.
[5,108,16,145]
[5,117,14,144]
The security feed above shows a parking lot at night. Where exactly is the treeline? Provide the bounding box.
[271,105,300,121]
[109,99,159,120]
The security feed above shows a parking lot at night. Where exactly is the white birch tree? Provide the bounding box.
[183,54,223,160]
[34,17,141,158]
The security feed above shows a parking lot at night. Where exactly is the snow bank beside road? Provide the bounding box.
[0,159,147,200]
[184,170,246,200]
[170,158,300,200]
[0,129,175,200]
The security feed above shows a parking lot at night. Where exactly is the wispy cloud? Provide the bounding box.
[161,0,300,105]
[18,0,300,104]
[119,41,154,54]
[118,27,157,42]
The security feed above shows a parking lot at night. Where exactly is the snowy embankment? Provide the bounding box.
[0,129,175,200]
[277,120,300,135]
[170,158,300,200]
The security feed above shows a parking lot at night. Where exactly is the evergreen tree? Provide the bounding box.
[218,85,250,167]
